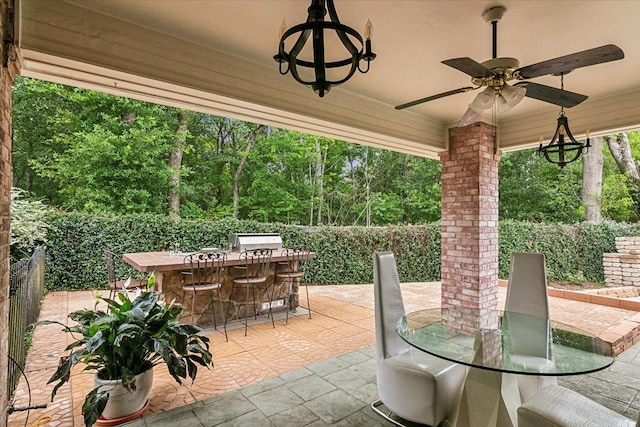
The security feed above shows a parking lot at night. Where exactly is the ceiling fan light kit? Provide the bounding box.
[273,0,376,97]
[468,83,526,114]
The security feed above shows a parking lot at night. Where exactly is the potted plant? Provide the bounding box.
[41,274,213,426]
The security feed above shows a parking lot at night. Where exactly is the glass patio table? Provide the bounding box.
[396,307,614,427]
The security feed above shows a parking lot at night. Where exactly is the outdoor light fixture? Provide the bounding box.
[468,83,526,114]
[273,0,376,97]
[538,74,591,168]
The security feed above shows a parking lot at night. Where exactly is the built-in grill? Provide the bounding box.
[230,233,283,252]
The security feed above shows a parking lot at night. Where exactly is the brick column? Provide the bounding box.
[439,122,500,323]
[0,0,18,422]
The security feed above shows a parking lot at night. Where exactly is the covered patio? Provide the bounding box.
[8,282,640,426]
[2,1,640,425]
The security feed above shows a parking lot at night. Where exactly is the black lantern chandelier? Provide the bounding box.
[538,74,591,168]
[273,0,376,97]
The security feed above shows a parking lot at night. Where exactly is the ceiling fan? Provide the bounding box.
[395,6,624,114]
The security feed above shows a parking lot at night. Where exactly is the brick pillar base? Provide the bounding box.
[440,122,500,329]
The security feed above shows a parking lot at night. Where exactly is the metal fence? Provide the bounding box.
[7,246,46,398]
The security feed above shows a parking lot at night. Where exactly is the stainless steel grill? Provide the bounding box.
[230,233,283,252]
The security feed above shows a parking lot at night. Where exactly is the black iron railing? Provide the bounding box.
[7,246,45,398]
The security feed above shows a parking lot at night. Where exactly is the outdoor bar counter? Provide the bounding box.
[123,249,315,327]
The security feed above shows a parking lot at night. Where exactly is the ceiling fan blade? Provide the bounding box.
[442,58,493,78]
[514,44,624,79]
[395,87,475,110]
[514,82,588,108]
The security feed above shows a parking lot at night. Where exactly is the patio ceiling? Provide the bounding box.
[16,0,640,159]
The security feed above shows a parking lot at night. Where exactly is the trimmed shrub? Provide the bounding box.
[44,213,640,290]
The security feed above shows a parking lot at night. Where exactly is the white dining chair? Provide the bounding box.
[504,252,557,402]
[371,251,466,427]
[518,384,636,427]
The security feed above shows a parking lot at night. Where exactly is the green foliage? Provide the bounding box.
[303,224,441,284]
[31,114,175,213]
[499,149,584,222]
[10,187,51,261]
[12,78,640,226]
[40,283,213,427]
[44,213,270,289]
[44,212,441,289]
[498,219,640,281]
[602,173,637,222]
[12,79,446,225]
[601,136,640,222]
[43,213,640,290]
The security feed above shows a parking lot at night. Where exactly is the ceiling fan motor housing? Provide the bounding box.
[472,57,520,87]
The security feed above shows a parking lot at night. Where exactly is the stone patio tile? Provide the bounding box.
[278,367,313,383]
[216,409,272,427]
[336,348,371,365]
[237,376,284,397]
[128,405,205,427]
[323,360,377,392]
[573,375,637,406]
[304,388,365,424]
[267,404,320,426]
[349,382,380,405]
[332,408,392,427]
[305,355,353,377]
[246,385,304,417]
[286,374,337,401]
[192,393,255,425]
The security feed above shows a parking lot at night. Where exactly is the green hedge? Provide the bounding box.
[43,213,640,290]
[498,220,640,282]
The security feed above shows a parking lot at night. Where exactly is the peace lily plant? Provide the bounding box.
[41,273,213,426]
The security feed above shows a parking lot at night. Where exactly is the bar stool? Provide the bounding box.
[226,248,273,336]
[275,247,312,324]
[182,251,227,340]
[104,249,145,299]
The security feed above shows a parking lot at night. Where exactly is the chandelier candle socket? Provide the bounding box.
[273,0,376,97]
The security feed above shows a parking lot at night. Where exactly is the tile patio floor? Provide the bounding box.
[8,283,640,426]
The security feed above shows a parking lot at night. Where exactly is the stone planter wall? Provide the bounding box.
[603,237,640,288]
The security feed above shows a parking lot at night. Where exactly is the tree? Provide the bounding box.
[604,132,640,221]
[15,78,448,225]
[582,136,603,223]
[168,111,190,219]
[499,149,583,223]
[233,124,266,219]
[12,78,89,200]
[10,187,51,260]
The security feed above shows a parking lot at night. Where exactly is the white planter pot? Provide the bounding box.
[93,368,153,420]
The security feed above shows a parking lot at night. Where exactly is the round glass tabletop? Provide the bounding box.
[396,307,614,376]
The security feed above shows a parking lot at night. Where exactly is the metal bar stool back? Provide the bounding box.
[182,251,227,340]
[104,249,145,299]
[275,247,312,324]
[227,248,274,336]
